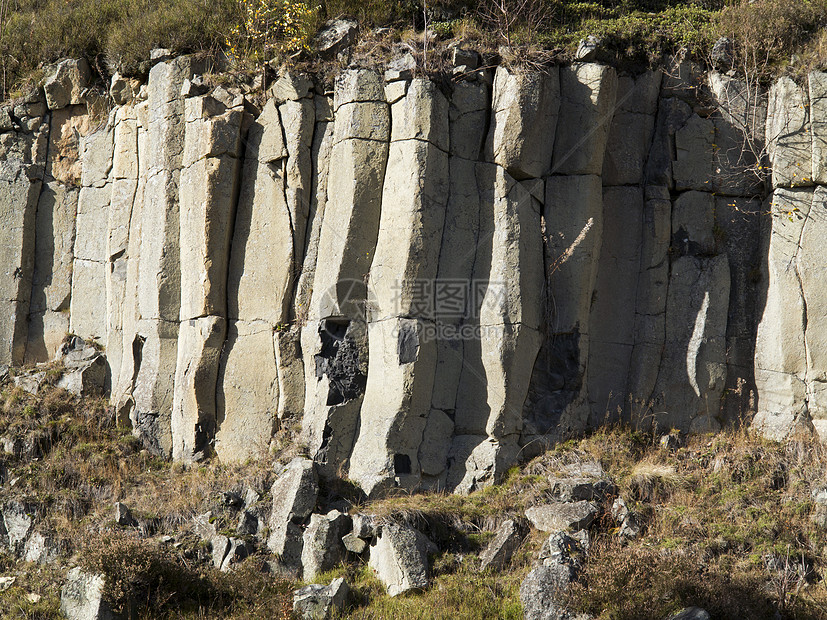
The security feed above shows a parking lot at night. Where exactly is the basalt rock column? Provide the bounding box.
[130,57,203,456]
[26,99,94,363]
[216,99,291,462]
[301,70,388,477]
[105,105,140,388]
[419,78,490,491]
[523,63,616,452]
[171,93,242,461]
[447,164,543,494]
[348,78,449,496]
[69,122,113,344]
[0,147,42,366]
[753,188,813,440]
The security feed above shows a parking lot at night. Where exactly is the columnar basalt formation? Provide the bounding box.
[3,52,823,494]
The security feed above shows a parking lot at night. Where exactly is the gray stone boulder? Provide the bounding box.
[267,458,318,566]
[293,577,350,620]
[525,501,598,533]
[109,73,141,105]
[548,477,617,503]
[114,502,137,527]
[611,498,641,539]
[479,519,524,572]
[315,18,359,59]
[3,501,33,555]
[520,532,588,620]
[60,567,115,620]
[55,336,107,396]
[520,532,590,620]
[212,535,249,571]
[23,530,60,564]
[368,523,431,596]
[44,59,91,110]
[301,510,352,580]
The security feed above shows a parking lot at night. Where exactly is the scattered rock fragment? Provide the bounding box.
[302,510,352,580]
[368,523,431,596]
[479,519,524,572]
[520,531,589,620]
[43,59,91,110]
[60,567,115,620]
[549,477,617,503]
[267,458,319,568]
[293,577,350,620]
[525,501,598,533]
[315,18,358,58]
[114,502,137,527]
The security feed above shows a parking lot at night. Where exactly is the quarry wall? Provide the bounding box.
[0,53,816,494]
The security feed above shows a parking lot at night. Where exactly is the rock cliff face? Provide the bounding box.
[0,54,819,494]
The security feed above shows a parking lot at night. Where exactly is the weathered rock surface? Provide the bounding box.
[268,458,318,567]
[293,577,350,620]
[368,524,430,596]
[60,567,115,620]
[479,519,524,571]
[525,501,598,533]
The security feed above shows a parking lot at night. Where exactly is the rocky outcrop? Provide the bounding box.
[2,50,824,494]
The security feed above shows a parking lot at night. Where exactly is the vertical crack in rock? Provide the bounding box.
[300,69,388,479]
[171,91,243,461]
[216,97,289,462]
[129,56,207,457]
[349,78,448,496]
[753,188,814,440]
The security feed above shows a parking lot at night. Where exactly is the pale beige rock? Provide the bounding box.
[368,524,430,596]
[390,79,449,151]
[171,316,226,461]
[766,77,812,189]
[70,124,113,346]
[130,319,179,457]
[811,72,827,184]
[552,63,617,175]
[333,69,385,110]
[367,139,449,321]
[275,326,305,420]
[294,119,334,319]
[45,105,92,185]
[449,164,543,491]
[0,158,40,366]
[308,132,388,322]
[26,182,77,362]
[215,321,278,462]
[446,435,520,495]
[349,318,438,495]
[227,107,293,325]
[179,102,241,320]
[753,189,812,440]
[279,98,314,274]
[44,59,91,110]
[485,66,559,179]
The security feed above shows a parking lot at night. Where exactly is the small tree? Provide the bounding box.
[225,0,318,68]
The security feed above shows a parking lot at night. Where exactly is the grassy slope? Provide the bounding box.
[2,376,827,618]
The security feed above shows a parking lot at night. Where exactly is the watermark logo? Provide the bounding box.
[318,278,508,341]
